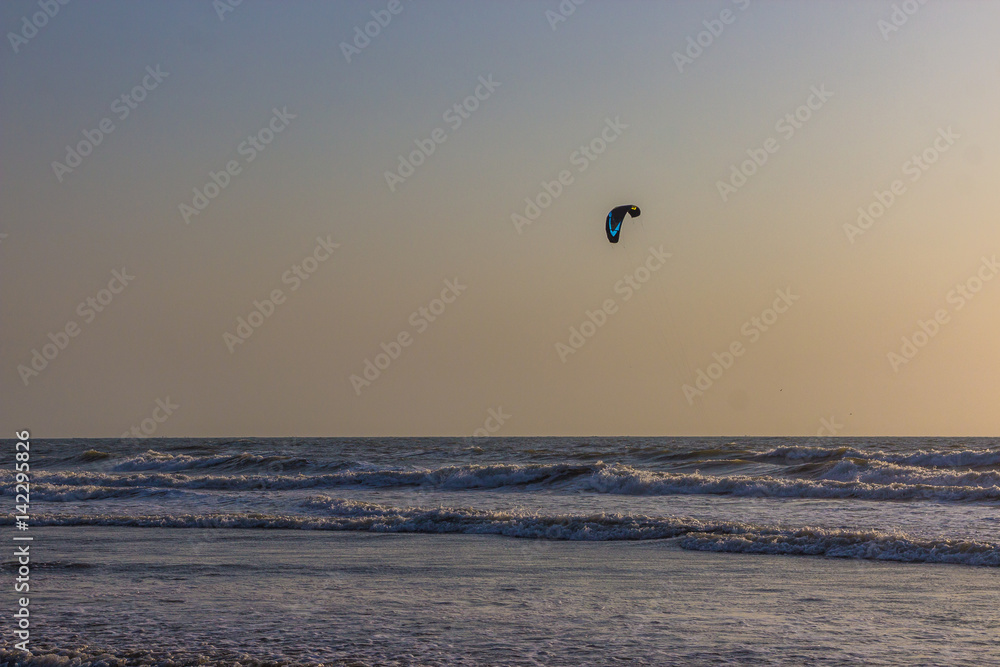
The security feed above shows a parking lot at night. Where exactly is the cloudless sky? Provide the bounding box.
[3,0,1000,437]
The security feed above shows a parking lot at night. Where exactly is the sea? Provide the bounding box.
[2,436,999,666]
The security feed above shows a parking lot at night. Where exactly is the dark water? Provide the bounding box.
[2,437,999,665]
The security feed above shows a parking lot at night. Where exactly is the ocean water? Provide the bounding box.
[2,437,1000,665]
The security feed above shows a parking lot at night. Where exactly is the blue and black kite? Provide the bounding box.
[606,205,641,243]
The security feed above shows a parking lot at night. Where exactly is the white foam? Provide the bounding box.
[575,464,1000,502]
[5,458,1000,503]
[755,445,1000,469]
[13,498,998,567]
[680,526,1000,566]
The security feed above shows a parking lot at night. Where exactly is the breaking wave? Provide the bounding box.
[9,498,998,567]
[7,457,1000,503]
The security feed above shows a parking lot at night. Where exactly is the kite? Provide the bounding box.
[606,205,641,243]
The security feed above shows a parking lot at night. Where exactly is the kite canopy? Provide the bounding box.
[606,205,641,243]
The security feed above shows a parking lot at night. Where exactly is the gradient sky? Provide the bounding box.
[3,0,1000,437]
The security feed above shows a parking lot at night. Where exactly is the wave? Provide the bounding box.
[96,444,1000,475]
[752,445,1000,469]
[680,527,1000,567]
[577,465,1000,502]
[30,443,1000,480]
[9,499,997,568]
[109,449,336,473]
[22,484,196,502]
[821,460,1000,488]
[6,459,1000,503]
[0,463,593,493]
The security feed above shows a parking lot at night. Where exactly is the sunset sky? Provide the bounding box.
[2,0,999,437]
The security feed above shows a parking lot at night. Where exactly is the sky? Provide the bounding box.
[2,0,1000,437]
